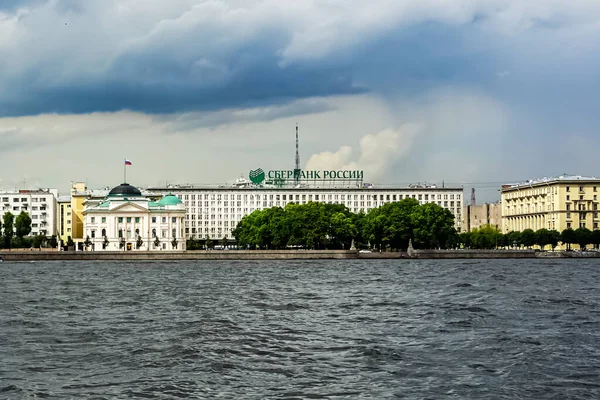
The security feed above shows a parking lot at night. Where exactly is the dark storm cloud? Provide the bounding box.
[0,63,363,117]
[0,0,599,121]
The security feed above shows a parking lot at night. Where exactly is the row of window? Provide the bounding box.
[505,185,599,199]
[182,193,461,203]
[566,186,598,193]
[91,228,182,239]
[89,216,182,224]
[1,197,50,203]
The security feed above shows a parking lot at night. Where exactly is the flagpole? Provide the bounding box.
[124,159,126,183]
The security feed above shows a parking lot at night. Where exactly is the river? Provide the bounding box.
[1,259,599,399]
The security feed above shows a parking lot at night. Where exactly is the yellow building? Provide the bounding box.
[501,175,600,233]
[70,182,87,242]
[70,182,109,246]
[56,196,72,244]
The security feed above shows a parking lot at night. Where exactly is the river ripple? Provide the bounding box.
[1,259,599,399]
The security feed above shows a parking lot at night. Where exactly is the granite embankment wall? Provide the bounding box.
[4,249,591,261]
[0,250,356,262]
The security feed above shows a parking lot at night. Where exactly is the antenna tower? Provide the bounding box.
[294,124,301,184]
[471,188,476,206]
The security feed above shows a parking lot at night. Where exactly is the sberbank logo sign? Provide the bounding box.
[249,168,266,184]
[249,168,363,184]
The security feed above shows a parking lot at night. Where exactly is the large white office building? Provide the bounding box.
[149,178,464,241]
[0,189,58,237]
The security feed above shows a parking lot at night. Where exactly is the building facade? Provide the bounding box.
[56,195,72,244]
[501,175,600,233]
[149,181,464,240]
[0,189,58,237]
[82,183,186,251]
[463,202,502,232]
[70,182,108,245]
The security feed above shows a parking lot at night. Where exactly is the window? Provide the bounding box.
[567,222,571,229]
[135,217,140,223]
[91,230,95,238]
[91,217,95,223]
[118,217,123,223]
[172,217,177,223]
[118,229,123,238]
[566,203,571,211]
[102,228,106,237]
[152,217,157,223]
[566,195,570,201]
[566,186,570,192]
[125,217,130,223]
[172,228,176,237]
[162,217,167,223]
[161,230,166,238]
[580,186,584,192]
[101,217,106,223]
[152,228,157,237]
[135,228,140,236]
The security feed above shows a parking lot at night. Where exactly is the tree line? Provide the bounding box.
[0,211,58,249]
[459,225,600,251]
[230,198,456,250]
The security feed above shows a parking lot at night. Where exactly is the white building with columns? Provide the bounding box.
[82,183,186,251]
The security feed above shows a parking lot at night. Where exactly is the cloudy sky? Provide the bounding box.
[1,0,599,201]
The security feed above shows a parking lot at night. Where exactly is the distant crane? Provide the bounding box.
[471,188,476,206]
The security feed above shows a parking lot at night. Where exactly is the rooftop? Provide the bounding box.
[503,174,600,190]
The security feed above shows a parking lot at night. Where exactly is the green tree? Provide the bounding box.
[560,228,576,250]
[205,237,213,249]
[591,229,600,249]
[3,212,15,249]
[468,225,503,249]
[83,235,92,249]
[410,202,456,249]
[382,199,419,250]
[458,231,473,248]
[534,228,551,251]
[521,229,535,248]
[548,230,561,251]
[506,231,522,248]
[66,236,75,248]
[15,211,32,239]
[330,212,357,249]
[33,234,47,248]
[48,235,58,248]
[574,227,592,250]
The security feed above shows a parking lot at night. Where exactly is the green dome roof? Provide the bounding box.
[157,194,182,206]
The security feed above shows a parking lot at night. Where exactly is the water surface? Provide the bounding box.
[1,259,599,399]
